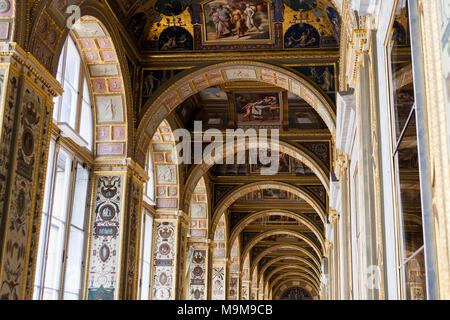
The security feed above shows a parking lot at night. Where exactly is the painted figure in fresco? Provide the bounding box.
[320,67,333,91]
[241,96,279,121]
[231,5,248,38]
[209,7,221,38]
[161,35,178,50]
[143,72,160,96]
[216,4,234,39]
[287,29,317,47]
[159,26,193,50]
[244,4,261,31]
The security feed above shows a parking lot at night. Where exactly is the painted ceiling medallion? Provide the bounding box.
[159,272,168,285]
[193,266,203,277]
[21,128,34,157]
[99,244,110,262]
[159,243,171,255]
[159,227,173,239]
[0,0,10,13]
[99,204,116,221]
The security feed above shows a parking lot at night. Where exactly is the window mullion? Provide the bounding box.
[37,138,59,300]
[58,154,77,299]
[393,104,416,155]
[75,62,84,134]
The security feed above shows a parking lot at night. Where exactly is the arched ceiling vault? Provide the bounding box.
[251,244,322,275]
[272,277,319,298]
[258,256,321,283]
[182,138,330,214]
[211,181,327,238]
[135,61,337,168]
[268,270,320,293]
[240,229,323,267]
[228,209,325,259]
[266,265,321,289]
[269,273,320,294]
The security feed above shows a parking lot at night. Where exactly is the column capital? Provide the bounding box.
[334,153,349,178]
[325,240,334,254]
[0,42,63,97]
[93,158,149,183]
[329,210,340,224]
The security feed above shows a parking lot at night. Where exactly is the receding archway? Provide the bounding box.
[228,209,325,259]
[259,256,321,284]
[251,244,322,276]
[211,181,327,238]
[135,61,337,168]
[182,139,331,214]
[240,229,323,267]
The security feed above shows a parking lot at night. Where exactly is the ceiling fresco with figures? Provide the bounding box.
[107,0,341,52]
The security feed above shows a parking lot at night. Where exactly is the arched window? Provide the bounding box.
[33,35,94,300]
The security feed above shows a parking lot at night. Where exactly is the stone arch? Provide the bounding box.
[181,139,330,213]
[211,181,327,239]
[28,1,133,158]
[258,256,321,284]
[268,272,320,297]
[240,229,323,267]
[228,209,325,260]
[272,278,319,300]
[251,244,321,275]
[151,120,180,210]
[266,265,320,291]
[135,61,337,167]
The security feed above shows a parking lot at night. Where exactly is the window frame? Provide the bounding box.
[34,140,92,300]
[385,1,427,300]
[34,34,94,300]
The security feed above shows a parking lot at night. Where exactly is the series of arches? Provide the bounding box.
[22,0,341,300]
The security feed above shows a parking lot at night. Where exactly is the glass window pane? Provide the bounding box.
[396,114,424,257]
[63,227,85,299]
[70,164,89,229]
[34,139,57,300]
[403,249,427,300]
[51,151,72,222]
[389,8,414,142]
[43,219,65,299]
[80,100,93,150]
[64,38,81,89]
[139,213,153,300]
[43,288,59,300]
[141,261,151,300]
[60,82,77,126]
[82,77,91,105]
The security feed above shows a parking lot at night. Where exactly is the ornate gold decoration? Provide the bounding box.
[329,209,340,224]
[147,8,194,41]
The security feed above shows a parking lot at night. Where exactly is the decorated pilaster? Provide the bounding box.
[241,254,250,300]
[227,239,240,300]
[210,214,227,300]
[85,160,146,300]
[150,210,189,300]
[186,241,209,300]
[0,43,62,300]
